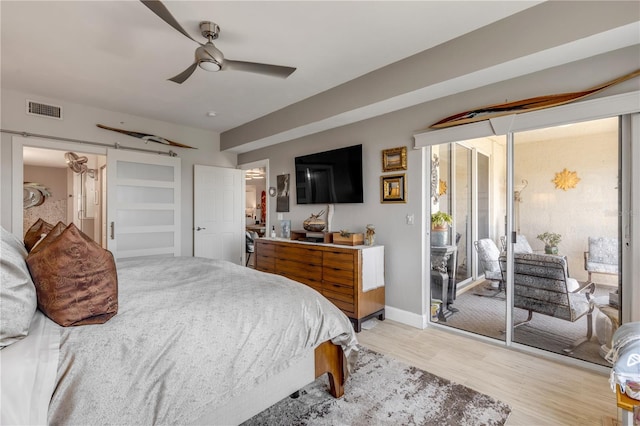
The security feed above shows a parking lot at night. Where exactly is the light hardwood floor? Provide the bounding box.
[357,319,618,425]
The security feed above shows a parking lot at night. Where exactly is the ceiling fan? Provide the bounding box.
[140,0,297,84]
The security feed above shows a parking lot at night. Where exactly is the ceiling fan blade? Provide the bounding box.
[169,62,199,84]
[140,0,201,45]
[224,60,296,79]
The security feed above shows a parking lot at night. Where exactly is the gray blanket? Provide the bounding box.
[48,257,358,425]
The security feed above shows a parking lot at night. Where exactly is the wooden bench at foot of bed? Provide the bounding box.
[314,341,345,398]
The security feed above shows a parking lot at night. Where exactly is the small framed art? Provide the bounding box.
[381,173,407,203]
[382,146,407,172]
[276,174,290,212]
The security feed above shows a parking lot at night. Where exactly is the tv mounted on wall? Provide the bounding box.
[295,144,364,204]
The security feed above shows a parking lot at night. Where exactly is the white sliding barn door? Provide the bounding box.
[193,165,243,264]
[106,149,181,259]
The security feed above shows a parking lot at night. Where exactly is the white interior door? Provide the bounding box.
[194,165,243,263]
[106,149,181,259]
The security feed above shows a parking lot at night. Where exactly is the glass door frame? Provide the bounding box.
[448,143,492,289]
[418,91,640,366]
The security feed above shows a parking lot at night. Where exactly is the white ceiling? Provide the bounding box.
[1,1,541,134]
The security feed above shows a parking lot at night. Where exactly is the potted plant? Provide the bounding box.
[537,232,562,255]
[431,211,453,230]
[431,211,453,246]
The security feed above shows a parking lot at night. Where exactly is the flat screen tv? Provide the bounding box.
[295,144,363,204]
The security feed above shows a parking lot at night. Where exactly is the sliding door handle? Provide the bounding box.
[110,222,115,240]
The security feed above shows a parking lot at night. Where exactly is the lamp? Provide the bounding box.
[513,179,528,234]
[199,60,221,72]
[514,179,528,202]
[245,169,264,180]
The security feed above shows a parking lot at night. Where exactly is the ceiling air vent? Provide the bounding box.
[26,100,63,120]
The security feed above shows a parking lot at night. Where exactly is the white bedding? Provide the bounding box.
[0,310,60,425]
[39,256,357,425]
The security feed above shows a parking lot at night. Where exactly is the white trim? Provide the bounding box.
[622,113,640,322]
[238,158,270,235]
[384,305,426,329]
[504,132,515,345]
[416,89,640,349]
[12,136,107,236]
[421,147,430,323]
[414,91,640,147]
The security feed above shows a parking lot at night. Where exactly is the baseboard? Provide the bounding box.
[384,305,427,329]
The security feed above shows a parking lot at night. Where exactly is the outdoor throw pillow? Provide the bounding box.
[27,223,118,327]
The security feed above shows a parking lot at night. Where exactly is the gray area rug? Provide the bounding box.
[243,346,511,425]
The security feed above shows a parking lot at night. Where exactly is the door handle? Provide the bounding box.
[196,226,206,231]
[110,222,115,239]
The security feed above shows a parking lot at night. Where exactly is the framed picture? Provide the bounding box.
[276,174,290,212]
[280,220,291,238]
[381,173,407,203]
[382,146,407,172]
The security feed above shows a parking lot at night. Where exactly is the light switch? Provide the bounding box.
[277,213,283,220]
[406,214,414,225]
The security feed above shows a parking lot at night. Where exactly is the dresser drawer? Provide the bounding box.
[276,258,322,282]
[254,239,383,325]
[323,268,354,286]
[323,288,354,304]
[278,245,323,265]
[323,295,354,316]
[302,280,323,294]
[256,255,275,273]
[256,241,276,257]
[323,251,355,271]
[323,281,354,296]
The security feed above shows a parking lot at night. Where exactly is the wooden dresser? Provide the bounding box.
[255,238,385,332]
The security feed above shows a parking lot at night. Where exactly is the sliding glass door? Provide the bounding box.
[428,116,623,367]
[429,138,505,339]
[510,117,620,365]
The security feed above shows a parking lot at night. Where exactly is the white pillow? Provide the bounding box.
[0,226,37,348]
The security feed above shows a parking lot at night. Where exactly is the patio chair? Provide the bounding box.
[501,252,595,353]
[474,239,504,294]
[584,237,618,283]
[245,231,258,266]
[499,234,533,254]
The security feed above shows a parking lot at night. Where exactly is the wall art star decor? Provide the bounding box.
[553,168,580,191]
[438,179,447,196]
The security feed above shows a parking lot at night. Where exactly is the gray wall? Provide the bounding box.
[238,46,640,319]
[223,1,640,151]
[1,89,236,256]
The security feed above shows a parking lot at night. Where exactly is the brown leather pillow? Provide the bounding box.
[27,223,118,327]
[24,218,53,252]
[29,221,66,255]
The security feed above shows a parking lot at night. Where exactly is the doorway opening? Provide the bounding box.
[239,159,270,268]
[23,146,106,247]
[428,117,622,367]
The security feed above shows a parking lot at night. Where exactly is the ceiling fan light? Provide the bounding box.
[199,60,221,72]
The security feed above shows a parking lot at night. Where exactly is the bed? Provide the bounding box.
[0,225,358,425]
